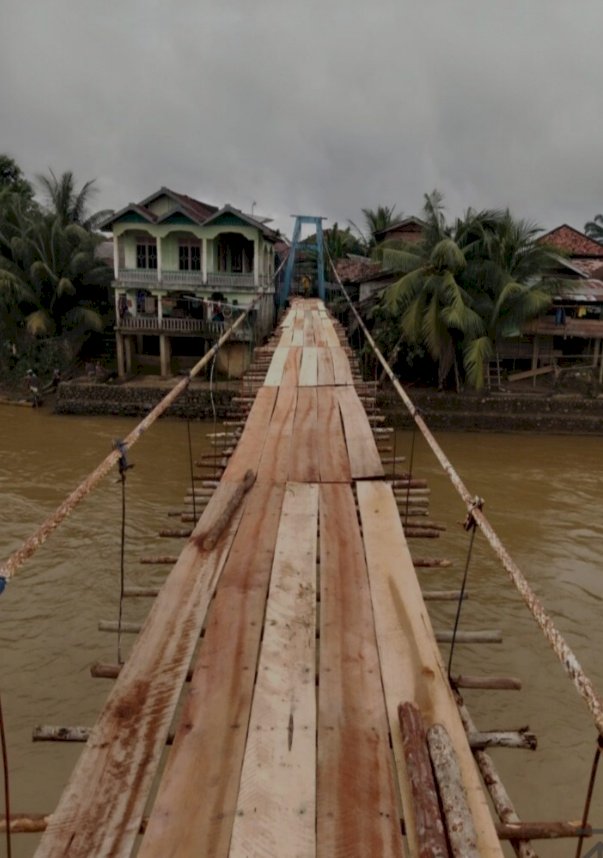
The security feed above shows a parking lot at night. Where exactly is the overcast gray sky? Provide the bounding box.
[2,0,602,237]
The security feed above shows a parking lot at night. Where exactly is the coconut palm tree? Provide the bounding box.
[379,194,558,389]
[380,192,484,389]
[585,214,603,244]
[36,169,113,230]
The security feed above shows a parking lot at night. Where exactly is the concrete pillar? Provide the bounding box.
[202,238,208,284]
[124,336,133,375]
[160,335,171,377]
[152,292,164,321]
[156,236,162,282]
[116,332,126,378]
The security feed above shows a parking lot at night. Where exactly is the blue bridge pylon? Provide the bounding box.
[281,215,326,306]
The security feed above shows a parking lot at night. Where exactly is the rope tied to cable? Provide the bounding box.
[463,496,484,532]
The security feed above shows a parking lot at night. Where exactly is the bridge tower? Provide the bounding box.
[281,215,326,305]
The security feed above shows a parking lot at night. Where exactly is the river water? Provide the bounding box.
[1,405,602,857]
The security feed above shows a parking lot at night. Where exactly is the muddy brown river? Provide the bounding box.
[1,405,602,856]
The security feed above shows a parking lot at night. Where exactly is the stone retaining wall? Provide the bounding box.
[55,381,236,418]
[55,380,603,433]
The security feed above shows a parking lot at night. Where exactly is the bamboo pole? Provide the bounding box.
[0,290,266,583]
[452,675,522,691]
[333,273,603,736]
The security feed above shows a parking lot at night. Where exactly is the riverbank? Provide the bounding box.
[39,377,603,433]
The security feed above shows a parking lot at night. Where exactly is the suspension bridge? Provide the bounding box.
[1,243,602,857]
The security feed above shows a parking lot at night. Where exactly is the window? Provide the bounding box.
[179,241,201,271]
[136,241,157,269]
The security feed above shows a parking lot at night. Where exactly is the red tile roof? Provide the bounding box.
[539,224,603,257]
[169,191,218,221]
[335,258,381,283]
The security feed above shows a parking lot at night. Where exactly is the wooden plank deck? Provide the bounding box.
[35,299,504,858]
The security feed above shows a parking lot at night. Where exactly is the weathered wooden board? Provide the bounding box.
[291,325,304,346]
[303,311,315,347]
[281,346,301,389]
[331,347,353,386]
[229,482,318,858]
[257,385,297,484]
[289,388,319,482]
[323,322,341,348]
[317,387,351,483]
[222,387,278,481]
[279,325,294,347]
[317,483,404,858]
[264,347,290,387]
[34,480,248,858]
[316,347,335,386]
[337,386,384,479]
[138,482,286,858]
[356,481,504,857]
[299,347,318,387]
[312,312,327,347]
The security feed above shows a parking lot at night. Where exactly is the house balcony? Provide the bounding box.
[116,314,251,341]
[524,316,603,339]
[114,270,273,292]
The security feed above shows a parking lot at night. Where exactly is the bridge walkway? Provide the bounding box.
[34,299,502,857]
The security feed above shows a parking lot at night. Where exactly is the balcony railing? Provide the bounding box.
[115,270,273,291]
[116,314,251,340]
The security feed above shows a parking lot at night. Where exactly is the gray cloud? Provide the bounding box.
[2,0,603,235]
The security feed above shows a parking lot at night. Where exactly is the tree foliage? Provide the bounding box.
[0,158,112,378]
[379,192,558,389]
[585,214,603,244]
[36,169,113,229]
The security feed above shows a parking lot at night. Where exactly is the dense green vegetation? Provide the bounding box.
[368,192,560,389]
[0,156,112,389]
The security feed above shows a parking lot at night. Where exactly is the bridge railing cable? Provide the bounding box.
[0,287,268,585]
[326,251,603,736]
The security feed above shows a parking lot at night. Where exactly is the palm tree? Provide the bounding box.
[381,192,484,389]
[585,214,603,244]
[350,205,400,251]
[379,194,558,389]
[36,170,113,230]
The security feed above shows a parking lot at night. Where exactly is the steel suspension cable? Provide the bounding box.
[0,288,267,585]
[327,254,603,735]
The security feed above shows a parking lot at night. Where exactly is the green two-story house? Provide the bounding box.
[100,188,279,378]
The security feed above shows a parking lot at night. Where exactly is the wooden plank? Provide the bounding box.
[303,311,315,347]
[257,385,297,484]
[291,325,304,346]
[318,483,404,858]
[279,325,294,347]
[356,481,504,858]
[138,483,286,858]
[299,347,318,387]
[508,364,554,383]
[316,347,335,386]
[317,387,351,483]
[331,347,353,385]
[35,480,248,858]
[264,347,289,387]
[312,312,327,347]
[281,346,301,388]
[289,388,319,482]
[323,321,341,348]
[337,386,384,479]
[229,482,318,858]
[222,387,278,481]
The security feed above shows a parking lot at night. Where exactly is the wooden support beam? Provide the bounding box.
[427,723,480,858]
[452,675,522,691]
[139,555,177,565]
[436,630,502,644]
[467,731,537,751]
[413,557,453,568]
[423,590,467,601]
[397,703,449,857]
